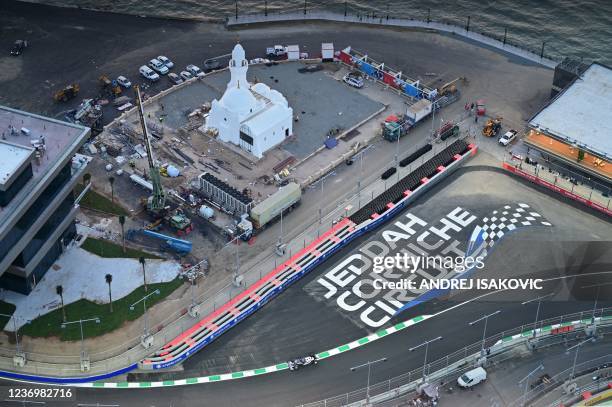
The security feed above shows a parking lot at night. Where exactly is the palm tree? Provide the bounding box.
[56,285,66,322]
[83,173,91,185]
[118,215,126,253]
[108,176,115,204]
[139,256,147,292]
[105,274,113,313]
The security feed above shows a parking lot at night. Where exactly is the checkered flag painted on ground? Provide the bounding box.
[466,203,552,258]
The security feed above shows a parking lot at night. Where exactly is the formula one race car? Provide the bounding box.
[287,354,318,371]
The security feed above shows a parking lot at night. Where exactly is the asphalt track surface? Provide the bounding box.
[24,164,609,407]
[1,3,611,406]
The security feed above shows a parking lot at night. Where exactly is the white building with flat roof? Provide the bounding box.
[525,62,612,184]
[529,62,612,160]
[204,44,293,159]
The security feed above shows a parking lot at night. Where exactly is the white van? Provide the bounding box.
[457,367,487,388]
[139,65,160,81]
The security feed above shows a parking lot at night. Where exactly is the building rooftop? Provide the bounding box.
[0,141,33,190]
[529,63,612,159]
[0,105,89,226]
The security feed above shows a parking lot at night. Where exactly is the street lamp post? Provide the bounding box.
[0,314,31,356]
[317,177,326,238]
[521,293,554,339]
[581,281,612,326]
[181,262,207,316]
[409,336,442,383]
[566,338,594,380]
[517,364,544,407]
[350,357,387,404]
[355,147,369,209]
[61,317,100,357]
[469,310,500,357]
[130,290,160,337]
[395,128,401,176]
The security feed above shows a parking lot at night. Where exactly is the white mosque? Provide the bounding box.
[204,44,293,159]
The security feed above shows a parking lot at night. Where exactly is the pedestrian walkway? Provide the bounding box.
[437,340,612,407]
[355,336,612,407]
[226,11,558,69]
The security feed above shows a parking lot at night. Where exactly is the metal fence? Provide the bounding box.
[512,354,612,407]
[503,155,611,212]
[299,307,612,407]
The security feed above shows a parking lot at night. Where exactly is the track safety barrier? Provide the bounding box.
[142,139,475,370]
[0,139,476,384]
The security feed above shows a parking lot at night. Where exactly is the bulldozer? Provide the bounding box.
[99,75,122,97]
[482,117,503,137]
[53,83,80,102]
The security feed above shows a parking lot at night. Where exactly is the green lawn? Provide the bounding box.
[74,184,129,216]
[20,278,184,340]
[81,237,162,259]
[0,301,16,329]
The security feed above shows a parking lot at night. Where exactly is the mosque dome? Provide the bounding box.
[220,83,258,114]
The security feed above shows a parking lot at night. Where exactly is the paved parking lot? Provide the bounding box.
[203,62,384,158]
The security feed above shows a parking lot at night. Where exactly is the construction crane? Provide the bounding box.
[135,85,166,215]
[134,86,192,235]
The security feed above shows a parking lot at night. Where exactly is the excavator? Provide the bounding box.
[134,86,192,235]
[482,117,503,137]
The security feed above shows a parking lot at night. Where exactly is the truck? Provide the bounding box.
[406,99,433,125]
[382,115,410,141]
[237,182,301,240]
[266,45,287,59]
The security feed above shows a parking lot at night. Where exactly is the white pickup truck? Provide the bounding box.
[266,45,287,58]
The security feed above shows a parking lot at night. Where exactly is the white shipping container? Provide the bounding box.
[286,45,300,61]
[250,182,301,228]
[130,174,153,191]
[321,43,334,60]
[406,99,433,124]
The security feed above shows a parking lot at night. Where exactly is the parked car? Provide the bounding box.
[157,55,174,69]
[116,75,132,88]
[343,73,364,88]
[499,129,518,146]
[298,64,324,74]
[180,71,193,81]
[149,58,169,75]
[10,40,28,56]
[168,72,183,85]
[203,59,221,72]
[186,64,204,78]
[139,65,160,81]
[249,58,269,65]
[457,367,487,388]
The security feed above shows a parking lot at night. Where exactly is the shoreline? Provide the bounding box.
[226,11,559,69]
[8,1,560,71]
